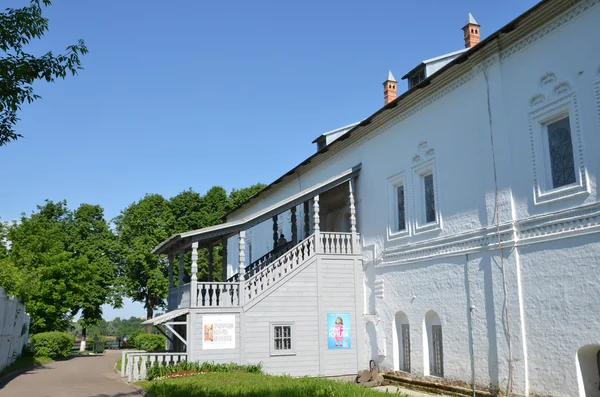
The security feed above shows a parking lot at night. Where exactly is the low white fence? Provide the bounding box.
[121,350,188,382]
[0,287,30,372]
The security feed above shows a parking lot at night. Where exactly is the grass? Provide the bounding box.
[0,354,52,377]
[138,372,408,397]
[116,357,124,372]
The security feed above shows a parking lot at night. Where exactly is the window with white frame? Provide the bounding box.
[528,87,587,205]
[270,323,295,356]
[386,171,409,239]
[412,159,441,233]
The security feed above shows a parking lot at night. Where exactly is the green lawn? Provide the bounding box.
[138,372,404,397]
[0,354,52,377]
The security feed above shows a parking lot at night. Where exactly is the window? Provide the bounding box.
[412,157,441,233]
[402,324,411,372]
[431,325,444,377]
[396,185,406,232]
[270,323,295,356]
[387,171,409,240]
[424,174,436,223]
[409,68,425,89]
[528,81,587,205]
[547,117,576,188]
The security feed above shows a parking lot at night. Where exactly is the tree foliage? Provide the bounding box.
[0,0,88,146]
[69,204,120,339]
[114,194,174,320]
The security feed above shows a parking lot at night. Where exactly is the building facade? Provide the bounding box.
[146,1,600,395]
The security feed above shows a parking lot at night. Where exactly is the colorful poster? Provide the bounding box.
[202,315,235,350]
[327,312,351,349]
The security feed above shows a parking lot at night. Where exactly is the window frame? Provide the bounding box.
[412,159,441,234]
[386,171,409,241]
[269,322,296,356]
[528,91,588,205]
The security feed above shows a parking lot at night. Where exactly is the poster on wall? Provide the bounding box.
[202,315,235,350]
[327,312,351,349]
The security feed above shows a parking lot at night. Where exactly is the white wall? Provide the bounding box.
[222,1,600,395]
[0,287,30,372]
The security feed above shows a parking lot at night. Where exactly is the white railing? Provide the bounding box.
[246,234,316,302]
[122,351,188,382]
[319,232,356,254]
[197,282,240,307]
[0,287,30,372]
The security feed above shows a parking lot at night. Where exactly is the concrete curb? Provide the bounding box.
[113,359,151,397]
[383,374,494,397]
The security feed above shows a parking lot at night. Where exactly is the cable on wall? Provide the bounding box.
[483,69,514,397]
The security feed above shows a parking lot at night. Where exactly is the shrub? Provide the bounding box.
[30,332,74,359]
[133,333,165,351]
[146,361,263,380]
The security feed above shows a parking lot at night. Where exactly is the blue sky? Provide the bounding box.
[1,0,539,319]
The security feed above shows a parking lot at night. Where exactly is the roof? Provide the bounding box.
[220,0,559,221]
[154,164,361,254]
[466,13,479,26]
[142,308,189,325]
[385,70,397,82]
[311,121,361,144]
[401,48,469,80]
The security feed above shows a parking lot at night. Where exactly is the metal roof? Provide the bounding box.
[153,164,361,254]
[142,308,189,325]
[466,13,479,26]
[385,70,397,82]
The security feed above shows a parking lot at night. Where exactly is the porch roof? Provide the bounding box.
[152,164,361,255]
[142,308,189,325]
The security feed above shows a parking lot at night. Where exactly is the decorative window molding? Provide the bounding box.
[386,171,409,241]
[528,74,588,205]
[412,157,442,234]
[270,322,295,356]
[378,202,600,268]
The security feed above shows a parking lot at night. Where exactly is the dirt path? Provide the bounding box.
[0,350,139,397]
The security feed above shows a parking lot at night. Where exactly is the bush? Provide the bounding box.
[146,361,263,380]
[133,333,165,351]
[30,332,74,359]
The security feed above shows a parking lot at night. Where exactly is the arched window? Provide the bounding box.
[576,345,600,397]
[423,310,443,377]
[393,311,410,372]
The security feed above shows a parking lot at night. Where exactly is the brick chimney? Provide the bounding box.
[462,13,480,48]
[383,71,397,105]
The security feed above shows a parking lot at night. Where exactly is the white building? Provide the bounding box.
[141,1,600,395]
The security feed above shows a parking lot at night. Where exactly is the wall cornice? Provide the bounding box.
[377,202,600,268]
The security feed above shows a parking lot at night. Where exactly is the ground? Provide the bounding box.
[0,350,437,397]
[0,350,137,397]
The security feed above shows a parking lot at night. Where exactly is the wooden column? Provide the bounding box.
[272,215,278,250]
[349,178,358,253]
[313,195,320,252]
[190,242,198,307]
[221,236,228,282]
[168,253,174,289]
[208,245,214,282]
[178,250,185,287]
[291,207,297,245]
[303,201,310,238]
[238,230,246,277]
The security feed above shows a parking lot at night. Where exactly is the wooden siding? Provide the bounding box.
[243,257,320,376]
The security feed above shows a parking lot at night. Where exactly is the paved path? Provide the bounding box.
[0,350,139,397]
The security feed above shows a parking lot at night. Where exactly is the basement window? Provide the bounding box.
[270,323,295,356]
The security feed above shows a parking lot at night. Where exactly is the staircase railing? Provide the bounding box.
[227,241,294,282]
[245,234,316,303]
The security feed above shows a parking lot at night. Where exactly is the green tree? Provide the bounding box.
[227,183,266,210]
[69,204,120,347]
[8,200,82,333]
[0,0,88,146]
[114,194,174,323]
